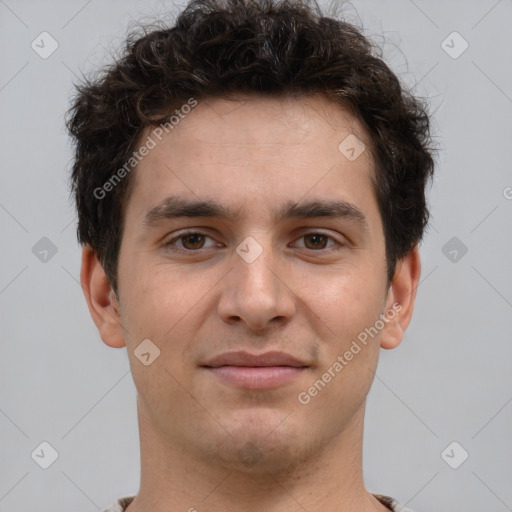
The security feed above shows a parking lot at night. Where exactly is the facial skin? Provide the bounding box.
[81,94,420,512]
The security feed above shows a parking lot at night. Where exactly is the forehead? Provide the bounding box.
[164,93,370,152]
[126,93,377,226]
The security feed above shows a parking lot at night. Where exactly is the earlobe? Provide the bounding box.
[380,246,421,350]
[80,246,126,348]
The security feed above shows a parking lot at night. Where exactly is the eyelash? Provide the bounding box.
[162,230,345,254]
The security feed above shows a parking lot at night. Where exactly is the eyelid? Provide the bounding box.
[290,230,345,251]
[162,228,346,253]
[162,229,221,250]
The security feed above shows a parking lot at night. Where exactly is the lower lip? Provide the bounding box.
[205,366,307,389]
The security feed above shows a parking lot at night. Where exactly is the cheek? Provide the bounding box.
[117,255,177,341]
[119,259,221,361]
[302,265,385,335]
[118,264,197,402]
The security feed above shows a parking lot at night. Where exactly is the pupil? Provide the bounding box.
[185,234,203,248]
[307,234,326,249]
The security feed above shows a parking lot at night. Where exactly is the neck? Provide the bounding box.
[126,398,388,512]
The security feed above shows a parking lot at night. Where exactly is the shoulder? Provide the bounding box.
[101,495,136,512]
[373,493,417,512]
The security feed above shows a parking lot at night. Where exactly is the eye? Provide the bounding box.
[162,230,344,254]
[292,233,343,252]
[163,231,219,251]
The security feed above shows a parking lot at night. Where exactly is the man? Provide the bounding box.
[66,0,435,510]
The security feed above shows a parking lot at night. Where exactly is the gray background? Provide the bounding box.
[1,0,511,511]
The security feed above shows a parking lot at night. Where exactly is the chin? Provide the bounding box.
[200,408,319,474]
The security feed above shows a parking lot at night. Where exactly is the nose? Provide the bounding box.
[216,237,296,332]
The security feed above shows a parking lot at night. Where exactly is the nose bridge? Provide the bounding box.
[217,232,295,329]
[234,232,282,296]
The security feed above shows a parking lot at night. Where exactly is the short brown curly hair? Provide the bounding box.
[66,0,436,294]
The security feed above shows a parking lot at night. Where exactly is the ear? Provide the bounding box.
[80,245,126,348]
[380,245,421,350]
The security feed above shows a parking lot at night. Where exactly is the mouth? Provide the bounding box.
[201,351,309,390]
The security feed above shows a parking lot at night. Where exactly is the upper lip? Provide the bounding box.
[202,351,308,368]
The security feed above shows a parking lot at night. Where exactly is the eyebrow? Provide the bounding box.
[143,195,369,232]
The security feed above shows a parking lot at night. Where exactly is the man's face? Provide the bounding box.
[113,94,398,471]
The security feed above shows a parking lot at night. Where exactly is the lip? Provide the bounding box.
[203,350,307,368]
[201,351,309,390]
